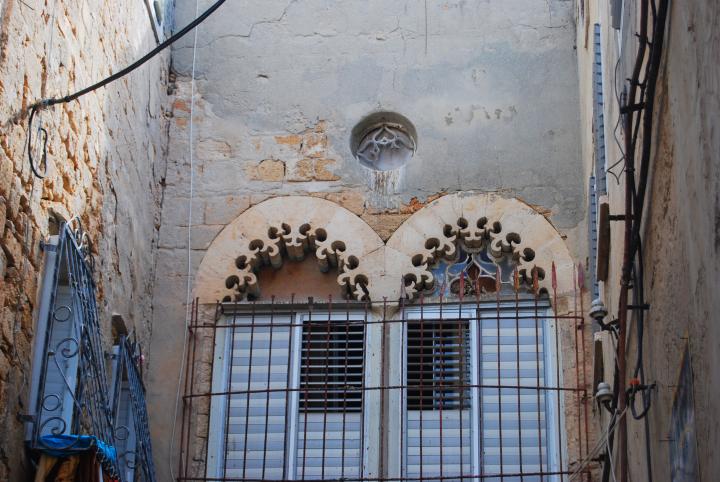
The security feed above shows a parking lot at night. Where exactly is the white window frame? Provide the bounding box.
[144,0,165,43]
[207,309,379,479]
[392,301,565,481]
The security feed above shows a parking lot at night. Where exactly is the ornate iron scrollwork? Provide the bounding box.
[30,222,120,478]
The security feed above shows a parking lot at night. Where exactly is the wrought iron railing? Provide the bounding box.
[112,336,158,482]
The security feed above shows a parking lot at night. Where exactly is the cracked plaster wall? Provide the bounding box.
[150,1,585,479]
[0,1,170,480]
[166,0,582,226]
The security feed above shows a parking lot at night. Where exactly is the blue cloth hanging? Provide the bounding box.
[38,434,117,477]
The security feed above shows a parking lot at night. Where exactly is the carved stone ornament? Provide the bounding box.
[194,193,575,303]
[193,197,384,302]
[223,222,370,302]
[400,216,544,299]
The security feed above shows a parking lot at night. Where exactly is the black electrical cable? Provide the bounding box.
[33,0,226,109]
[27,104,48,178]
[25,0,227,178]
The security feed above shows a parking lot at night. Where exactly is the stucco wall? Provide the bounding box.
[149,1,585,479]
[0,1,170,480]
[167,0,582,225]
[577,1,720,481]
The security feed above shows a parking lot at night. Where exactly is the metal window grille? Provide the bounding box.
[405,314,472,479]
[179,269,592,482]
[111,336,157,482]
[204,310,367,481]
[297,314,365,479]
[26,222,120,478]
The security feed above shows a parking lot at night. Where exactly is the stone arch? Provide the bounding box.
[193,196,384,301]
[386,192,575,299]
[194,193,575,303]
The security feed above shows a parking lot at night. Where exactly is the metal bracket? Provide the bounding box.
[17,412,35,423]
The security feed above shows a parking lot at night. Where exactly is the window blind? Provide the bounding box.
[406,317,472,478]
[224,315,293,480]
[296,316,365,479]
[404,305,554,480]
[477,309,549,478]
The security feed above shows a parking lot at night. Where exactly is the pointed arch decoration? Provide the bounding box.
[193,193,575,303]
[192,196,384,302]
[386,193,576,299]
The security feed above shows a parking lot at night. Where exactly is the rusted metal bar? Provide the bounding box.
[514,269,524,481]
[321,296,333,479]
[474,281,484,480]
[281,294,296,479]
[182,382,585,400]
[552,263,564,481]
[495,267,504,479]
[300,301,313,480]
[456,296,465,478]
[573,265,583,468]
[578,267,591,482]
[261,297,276,479]
[438,295,444,479]
[179,292,589,482]
[195,313,584,331]
[419,295,425,481]
[175,468,579,481]
[178,298,195,480]
[241,302,258,479]
[222,302,239,480]
[533,271,544,482]
[380,297,388,478]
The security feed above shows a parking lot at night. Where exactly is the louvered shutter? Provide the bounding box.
[296,314,365,479]
[224,314,293,479]
[404,304,557,479]
[406,316,472,478]
[593,23,608,196]
[478,305,554,478]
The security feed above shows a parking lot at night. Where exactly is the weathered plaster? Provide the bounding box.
[167,0,582,227]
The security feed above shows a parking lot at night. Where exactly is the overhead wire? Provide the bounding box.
[25,0,228,179]
[169,0,202,480]
[603,0,669,481]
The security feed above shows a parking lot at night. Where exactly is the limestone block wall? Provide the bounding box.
[0,1,170,480]
[576,1,720,481]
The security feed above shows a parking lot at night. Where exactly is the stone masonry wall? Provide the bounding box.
[149,0,587,475]
[577,1,720,481]
[0,1,170,480]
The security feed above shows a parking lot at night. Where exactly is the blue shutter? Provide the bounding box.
[593,24,608,196]
[588,176,600,300]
